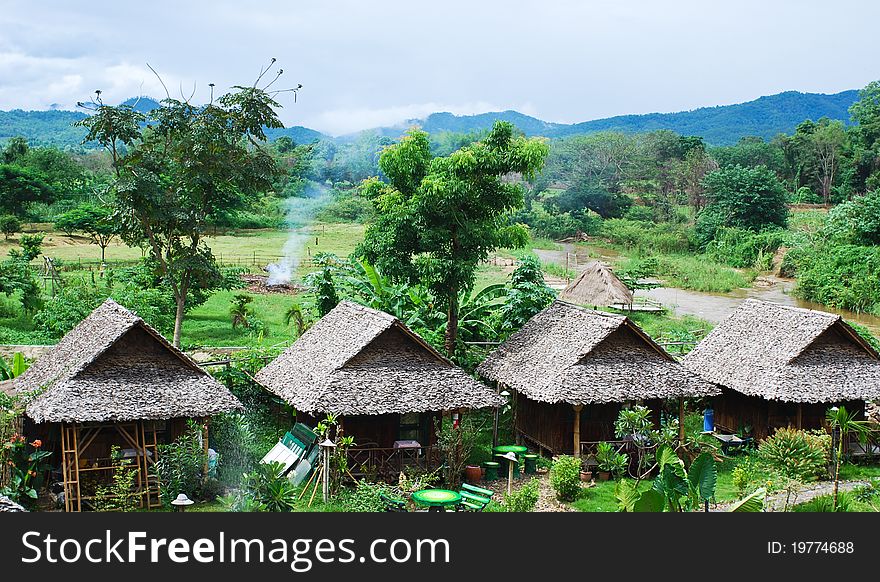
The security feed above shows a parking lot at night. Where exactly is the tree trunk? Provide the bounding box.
[173,295,186,348]
[444,288,459,358]
[100,244,106,264]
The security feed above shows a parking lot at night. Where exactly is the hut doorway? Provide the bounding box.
[59,420,162,512]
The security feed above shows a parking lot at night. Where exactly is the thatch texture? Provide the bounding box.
[559,261,633,307]
[255,301,503,415]
[0,494,26,512]
[477,300,718,404]
[683,299,880,403]
[14,299,241,423]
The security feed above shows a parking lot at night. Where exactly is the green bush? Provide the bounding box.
[32,283,101,337]
[338,480,401,512]
[758,428,830,482]
[316,193,375,223]
[792,492,853,512]
[550,455,582,502]
[154,421,208,505]
[705,227,785,269]
[602,219,691,254]
[0,214,21,239]
[793,244,880,314]
[241,461,298,512]
[504,478,540,512]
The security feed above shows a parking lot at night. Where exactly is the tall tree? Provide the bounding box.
[54,203,120,263]
[359,122,548,356]
[78,70,290,346]
[812,119,846,204]
[0,165,55,218]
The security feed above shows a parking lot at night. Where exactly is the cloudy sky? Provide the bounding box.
[1,0,878,135]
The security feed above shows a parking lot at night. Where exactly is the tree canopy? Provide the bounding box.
[359,121,549,355]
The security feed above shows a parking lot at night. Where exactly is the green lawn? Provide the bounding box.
[571,478,651,512]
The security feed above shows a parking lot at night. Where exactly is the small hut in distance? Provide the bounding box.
[683,299,880,441]
[559,261,633,309]
[11,299,242,511]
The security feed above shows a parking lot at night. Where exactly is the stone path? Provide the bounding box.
[713,479,869,512]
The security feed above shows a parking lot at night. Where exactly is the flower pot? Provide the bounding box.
[580,470,592,482]
[464,465,482,483]
[597,471,611,481]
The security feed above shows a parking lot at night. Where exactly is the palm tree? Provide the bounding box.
[826,406,870,511]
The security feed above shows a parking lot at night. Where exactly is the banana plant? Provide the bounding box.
[0,352,28,380]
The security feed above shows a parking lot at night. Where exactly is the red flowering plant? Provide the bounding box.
[1,433,52,504]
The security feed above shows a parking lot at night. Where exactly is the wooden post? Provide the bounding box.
[202,419,210,478]
[492,383,501,449]
[679,398,685,444]
[573,404,583,458]
[507,458,515,495]
[796,403,803,430]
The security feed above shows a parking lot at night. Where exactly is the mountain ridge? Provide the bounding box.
[0,89,861,149]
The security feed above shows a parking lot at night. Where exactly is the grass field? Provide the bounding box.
[1,223,366,270]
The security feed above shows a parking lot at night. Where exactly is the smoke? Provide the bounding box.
[266,182,332,286]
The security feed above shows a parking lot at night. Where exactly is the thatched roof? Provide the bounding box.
[0,495,26,512]
[13,299,242,423]
[477,300,718,404]
[255,300,503,415]
[559,261,633,307]
[683,299,880,403]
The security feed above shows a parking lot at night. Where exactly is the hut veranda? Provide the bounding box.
[7,299,242,511]
[683,299,880,441]
[255,300,503,477]
[477,300,718,457]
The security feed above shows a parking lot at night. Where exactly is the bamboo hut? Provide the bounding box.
[683,299,880,440]
[255,301,503,477]
[10,299,242,511]
[559,260,633,308]
[477,300,718,456]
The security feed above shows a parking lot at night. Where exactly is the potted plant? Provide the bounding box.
[579,464,593,482]
[595,441,625,481]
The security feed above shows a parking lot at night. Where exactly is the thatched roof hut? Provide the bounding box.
[683,299,880,439]
[558,261,632,307]
[477,300,717,455]
[13,299,241,423]
[9,299,241,512]
[256,300,503,416]
[683,299,880,403]
[478,300,718,405]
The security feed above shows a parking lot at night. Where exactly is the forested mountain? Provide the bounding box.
[548,90,859,144]
[0,89,860,149]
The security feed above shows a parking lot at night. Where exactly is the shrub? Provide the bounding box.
[602,219,691,254]
[705,227,785,269]
[241,461,298,512]
[758,428,830,482]
[0,214,21,239]
[550,455,582,501]
[93,446,139,512]
[154,420,208,505]
[793,244,880,314]
[504,478,540,512]
[338,479,401,512]
[32,283,102,337]
[793,492,853,513]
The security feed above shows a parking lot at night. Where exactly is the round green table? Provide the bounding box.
[411,489,462,512]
